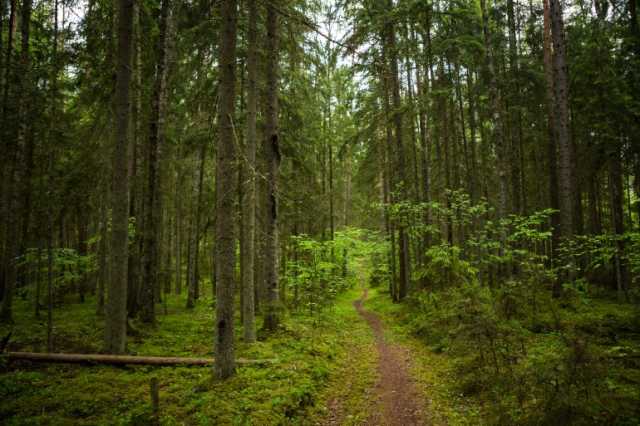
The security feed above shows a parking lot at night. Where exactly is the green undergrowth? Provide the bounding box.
[366,285,640,425]
[0,285,372,425]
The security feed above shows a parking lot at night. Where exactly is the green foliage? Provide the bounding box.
[285,229,377,313]
[0,283,372,425]
[403,279,640,424]
[416,244,478,288]
[378,190,640,424]
[17,247,96,298]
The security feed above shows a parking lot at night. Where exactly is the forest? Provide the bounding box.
[0,0,639,423]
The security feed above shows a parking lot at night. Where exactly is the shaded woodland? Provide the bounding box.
[1,0,639,423]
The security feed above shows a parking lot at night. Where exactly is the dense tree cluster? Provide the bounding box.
[0,0,638,397]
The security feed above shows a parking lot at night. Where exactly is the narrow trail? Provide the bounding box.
[353,289,427,426]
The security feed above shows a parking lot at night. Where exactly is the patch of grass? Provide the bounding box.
[0,284,373,425]
[304,287,378,425]
[366,284,640,425]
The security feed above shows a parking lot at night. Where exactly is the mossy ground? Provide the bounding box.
[0,283,379,425]
[365,285,640,425]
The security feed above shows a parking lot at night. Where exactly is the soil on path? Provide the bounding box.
[354,289,427,426]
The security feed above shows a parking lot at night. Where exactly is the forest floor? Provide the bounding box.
[0,274,485,426]
[0,280,471,425]
[350,288,425,425]
[316,285,483,426]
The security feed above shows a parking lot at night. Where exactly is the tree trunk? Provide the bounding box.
[549,0,576,240]
[263,1,281,331]
[188,142,205,309]
[77,209,88,303]
[507,0,523,215]
[104,0,134,354]
[609,152,630,300]
[480,0,508,220]
[174,165,182,295]
[141,0,170,324]
[0,0,31,322]
[241,0,258,343]
[97,194,108,315]
[1,0,16,120]
[543,0,561,272]
[186,175,196,308]
[381,72,398,301]
[17,23,35,297]
[214,0,238,380]
[383,0,410,300]
[126,0,141,320]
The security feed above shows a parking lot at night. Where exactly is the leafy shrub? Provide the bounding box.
[416,243,478,289]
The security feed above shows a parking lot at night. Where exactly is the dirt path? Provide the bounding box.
[354,289,426,426]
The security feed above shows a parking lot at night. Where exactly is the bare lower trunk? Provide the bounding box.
[549,0,575,240]
[97,195,108,315]
[214,0,238,380]
[263,1,281,331]
[241,0,258,343]
[105,0,134,354]
[609,152,630,300]
[382,0,410,300]
[140,0,170,323]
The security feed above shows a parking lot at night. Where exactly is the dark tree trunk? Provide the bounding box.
[174,165,182,295]
[77,209,88,303]
[549,0,576,240]
[381,72,398,301]
[0,0,31,322]
[104,0,134,354]
[263,1,282,331]
[214,0,238,380]
[241,0,258,343]
[507,0,523,215]
[97,194,108,315]
[609,151,630,300]
[382,0,410,300]
[127,0,141,320]
[187,142,205,309]
[480,0,508,219]
[543,0,562,296]
[141,0,170,323]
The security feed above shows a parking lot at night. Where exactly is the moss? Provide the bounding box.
[0,282,366,425]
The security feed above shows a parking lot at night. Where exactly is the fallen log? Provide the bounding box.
[3,352,275,366]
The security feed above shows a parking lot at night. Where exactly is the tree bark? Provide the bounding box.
[507,0,523,215]
[97,193,108,315]
[382,0,410,300]
[609,152,630,300]
[549,0,576,240]
[174,165,182,295]
[1,0,16,121]
[480,0,508,220]
[214,0,238,379]
[241,0,258,343]
[0,0,31,322]
[141,0,170,324]
[187,142,205,309]
[263,0,282,331]
[543,0,561,266]
[104,0,134,354]
[381,73,397,301]
[126,0,141,320]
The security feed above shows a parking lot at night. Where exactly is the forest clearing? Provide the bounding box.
[1,0,639,423]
